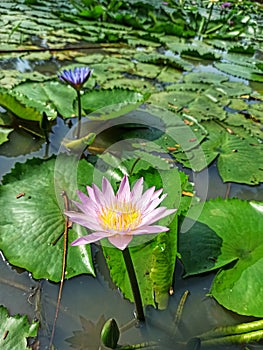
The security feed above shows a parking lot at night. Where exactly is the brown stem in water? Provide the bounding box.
[49,191,70,349]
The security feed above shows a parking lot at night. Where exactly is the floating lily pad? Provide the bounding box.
[0,89,42,122]
[0,306,39,350]
[13,81,77,119]
[0,157,95,281]
[173,121,263,184]
[214,62,263,82]
[179,199,263,317]
[101,78,156,92]
[81,89,146,113]
[187,95,226,121]
[149,91,197,112]
[184,72,228,84]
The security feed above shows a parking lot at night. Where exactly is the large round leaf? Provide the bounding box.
[0,157,95,282]
[179,199,263,317]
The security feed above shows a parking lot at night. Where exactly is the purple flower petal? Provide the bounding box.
[65,211,102,231]
[131,225,169,235]
[108,234,133,250]
[131,177,144,202]
[67,175,177,250]
[102,177,115,205]
[71,232,106,246]
[57,66,93,91]
[116,175,131,202]
[139,207,177,227]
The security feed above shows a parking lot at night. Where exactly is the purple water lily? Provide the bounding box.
[57,66,93,91]
[221,1,231,8]
[65,175,177,250]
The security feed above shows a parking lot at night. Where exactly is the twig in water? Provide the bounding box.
[173,290,190,331]
[225,182,231,199]
[49,191,70,349]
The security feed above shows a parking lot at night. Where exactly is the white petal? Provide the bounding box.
[86,185,96,202]
[92,183,106,207]
[151,188,163,200]
[72,199,98,215]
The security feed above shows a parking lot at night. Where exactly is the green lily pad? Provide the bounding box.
[81,89,146,113]
[226,111,263,140]
[174,121,263,184]
[214,62,263,82]
[179,199,263,317]
[0,306,39,350]
[0,157,95,282]
[215,81,252,97]
[13,81,76,119]
[0,89,42,122]
[101,77,156,92]
[184,72,228,84]
[187,95,226,121]
[149,91,197,112]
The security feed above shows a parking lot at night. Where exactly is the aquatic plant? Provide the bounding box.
[58,66,93,138]
[65,174,176,320]
[57,67,93,92]
[66,175,176,250]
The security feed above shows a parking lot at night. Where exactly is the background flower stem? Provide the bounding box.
[122,248,145,321]
[76,90,82,139]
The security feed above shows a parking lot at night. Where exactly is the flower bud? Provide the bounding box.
[100,318,120,349]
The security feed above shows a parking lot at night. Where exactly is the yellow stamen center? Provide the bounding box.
[99,202,142,232]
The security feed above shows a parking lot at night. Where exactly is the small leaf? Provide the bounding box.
[0,127,13,146]
[0,306,39,350]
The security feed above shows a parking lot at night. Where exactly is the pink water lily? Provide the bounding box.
[65,175,177,250]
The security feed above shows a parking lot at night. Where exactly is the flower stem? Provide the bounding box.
[122,248,145,321]
[76,90,82,139]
